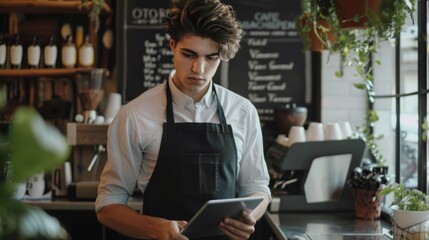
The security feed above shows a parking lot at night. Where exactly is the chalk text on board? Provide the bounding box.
[248,82,286,91]
[131,8,168,22]
[247,38,267,46]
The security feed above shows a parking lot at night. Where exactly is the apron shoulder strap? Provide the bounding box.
[165,81,175,130]
[212,84,227,126]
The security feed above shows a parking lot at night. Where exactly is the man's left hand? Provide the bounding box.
[218,209,256,240]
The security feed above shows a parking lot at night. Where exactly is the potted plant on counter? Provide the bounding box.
[378,183,429,239]
[0,99,71,239]
[347,164,390,219]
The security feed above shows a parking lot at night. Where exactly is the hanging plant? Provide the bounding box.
[80,0,106,33]
[296,0,416,165]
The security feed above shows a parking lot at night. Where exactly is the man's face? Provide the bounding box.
[170,34,221,102]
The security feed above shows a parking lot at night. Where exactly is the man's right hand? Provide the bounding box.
[157,220,189,240]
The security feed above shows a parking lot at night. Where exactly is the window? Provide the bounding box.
[373,0,427,192]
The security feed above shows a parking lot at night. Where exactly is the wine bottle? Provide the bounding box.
[10,34,23,69]
[61,34,76,68]
[0,33,6,69]
[44,35,58,68]
[78,35,94,68]
[27,35,41,69]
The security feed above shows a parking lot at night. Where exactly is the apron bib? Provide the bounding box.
[141,81,238,239]
[144,81,238,220]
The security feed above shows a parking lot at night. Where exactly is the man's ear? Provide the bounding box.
[169,39,176,50]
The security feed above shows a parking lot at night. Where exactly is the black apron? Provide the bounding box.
[143,81,238,238]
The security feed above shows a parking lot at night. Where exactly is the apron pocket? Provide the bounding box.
[179,153,220,197]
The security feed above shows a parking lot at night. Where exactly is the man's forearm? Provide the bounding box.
[246,192,271,220]
[97,204,164,239]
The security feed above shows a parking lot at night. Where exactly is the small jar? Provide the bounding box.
[61,34,76,68]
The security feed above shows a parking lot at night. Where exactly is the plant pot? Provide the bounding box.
[334,0,381,28]
[391,205,429,240]
[352,188,383,220]
[298,16,336,52]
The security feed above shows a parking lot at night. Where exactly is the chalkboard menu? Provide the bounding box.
[116,0,172,102]
[116,0,314,145]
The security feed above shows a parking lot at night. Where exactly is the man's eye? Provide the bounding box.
[182,52,195,58]
[207,56,218,61]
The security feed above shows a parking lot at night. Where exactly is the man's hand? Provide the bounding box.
[218,210,256,240]
[157,220,189,240]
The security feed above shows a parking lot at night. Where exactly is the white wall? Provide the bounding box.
[320,52,366,130]
[320,41,397,166]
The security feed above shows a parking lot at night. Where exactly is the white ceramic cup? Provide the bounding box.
[276,134,289,147]
[324,122,342,140]
[27,172,45,198]
[288,126,306,146]
[339,121,353,139]
[94,115,105,125]
[306,122,325,141]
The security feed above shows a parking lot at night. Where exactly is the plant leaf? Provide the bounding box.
[10,107,70,182]
[19,206,68,239]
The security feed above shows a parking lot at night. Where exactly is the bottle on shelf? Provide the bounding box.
[0,33,6,69]
[61,34,76,68]
[75,26,84,49]
[44,35,58,68]
[27,35,41,69]
[10,34,23,69]
[78,35,94,68]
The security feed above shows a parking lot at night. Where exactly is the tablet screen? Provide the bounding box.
[180,196,264,238]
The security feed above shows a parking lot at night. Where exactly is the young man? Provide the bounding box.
[96,0,271,239]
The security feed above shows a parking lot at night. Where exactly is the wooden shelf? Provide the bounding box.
[0,0,112,14]
[0,68,96,78]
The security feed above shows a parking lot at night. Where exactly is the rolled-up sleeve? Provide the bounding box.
[95,106,142,212]
[237,104,271,201]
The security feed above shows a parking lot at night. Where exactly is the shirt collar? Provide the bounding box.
[168,70,214,109]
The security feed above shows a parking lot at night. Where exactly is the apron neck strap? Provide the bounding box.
[166,80,227,125]
[212,84,227,125]
[166,80,174,127]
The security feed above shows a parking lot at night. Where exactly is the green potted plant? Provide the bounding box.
[295,0,339,51]
[296,0,416,83]
[0,96,71,239]
[378,183,429,239]
[347,164,390,219]
[296,0,415,166]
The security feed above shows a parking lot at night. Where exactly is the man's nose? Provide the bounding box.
[192,58,205,74]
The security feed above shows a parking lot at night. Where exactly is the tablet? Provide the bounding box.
[180,196,264,238]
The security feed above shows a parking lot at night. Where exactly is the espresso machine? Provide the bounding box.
[62,69,109,200]
[266,104,367,212]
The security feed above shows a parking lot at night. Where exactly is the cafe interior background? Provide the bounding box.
[0,0,429,239]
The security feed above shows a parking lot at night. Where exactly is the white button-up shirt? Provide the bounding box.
[96,71,271,212]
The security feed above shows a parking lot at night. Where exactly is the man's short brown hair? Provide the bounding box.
[163,0,243,60]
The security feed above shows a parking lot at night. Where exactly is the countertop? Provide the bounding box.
[264,211,393,240]
[25,197,393,240]
[23,196,143,211]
